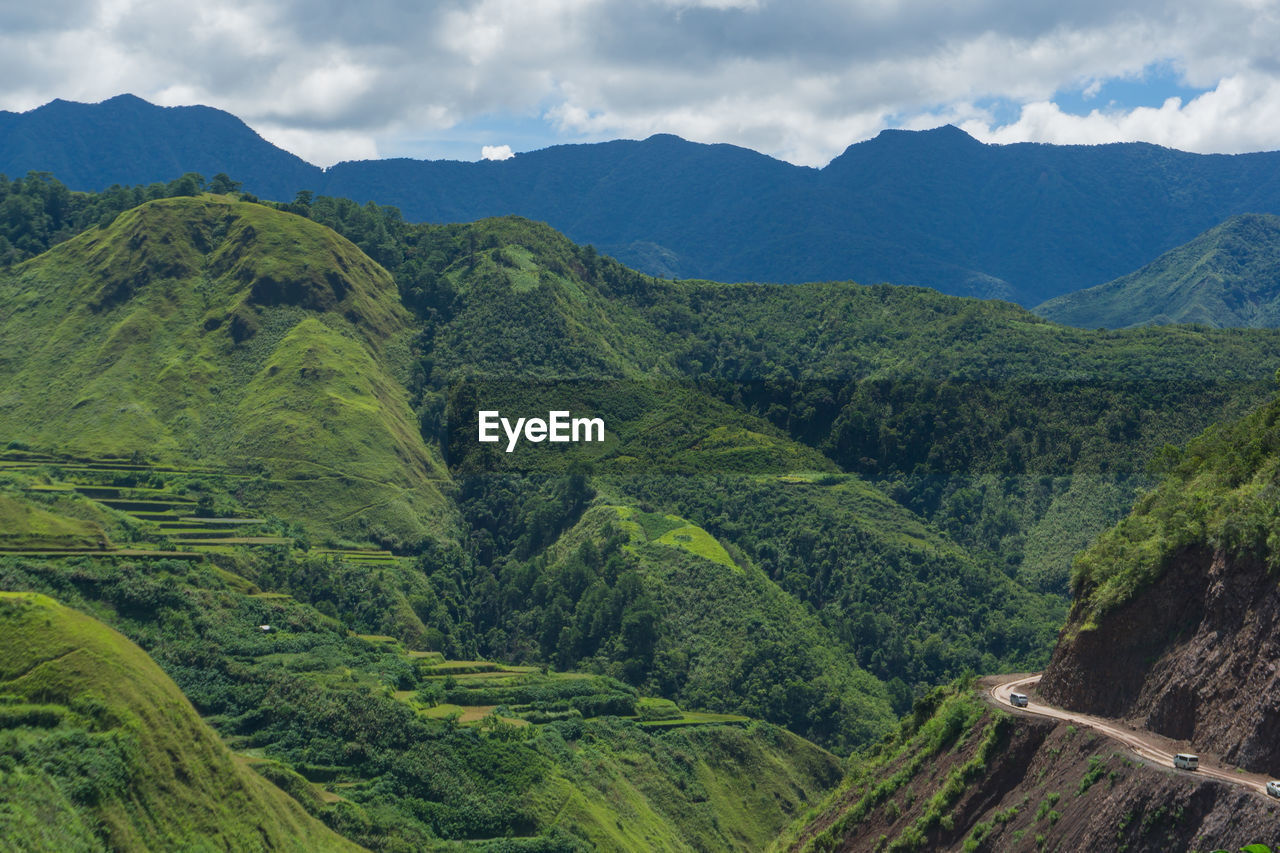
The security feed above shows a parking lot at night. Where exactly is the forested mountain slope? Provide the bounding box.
[12,95,1280,305]
[1037,213,1280,328]
[5,182,1280,849]
[375,206,1280,594]
[0,94,316,201]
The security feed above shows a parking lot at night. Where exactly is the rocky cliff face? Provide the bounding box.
[1041,544,1280,775]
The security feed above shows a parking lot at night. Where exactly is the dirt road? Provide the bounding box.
[986,673,1277,800]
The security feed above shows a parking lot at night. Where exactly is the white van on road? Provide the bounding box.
[1174,753,1198,771]
[1009,692,1028,708]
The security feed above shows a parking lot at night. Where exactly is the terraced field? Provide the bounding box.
[411,657,749,730]
[0,450,384,561]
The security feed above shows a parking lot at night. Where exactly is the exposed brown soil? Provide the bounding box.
[791,708,1280,852]
[1042,545,1280,774]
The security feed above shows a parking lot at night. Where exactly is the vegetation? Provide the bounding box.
[1037,214,1280,329]
[771,682,997,853]
[5,175,1280,849]
[0,170,230,266]
[1069,386,1280,624]
[0,591,359,852]
[0,556,841,851]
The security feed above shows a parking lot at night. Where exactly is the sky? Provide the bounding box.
[1,0,1277,168]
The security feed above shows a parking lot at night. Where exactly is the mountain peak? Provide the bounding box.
[99,92,152,108]
[879,123,976,141]
[643,132,690,144]
[842,123,983,154]
[0,94,321,199]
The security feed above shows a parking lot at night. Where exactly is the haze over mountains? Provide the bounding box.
[10,94,1280,307]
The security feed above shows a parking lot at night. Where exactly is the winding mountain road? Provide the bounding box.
[985,674,1277,799]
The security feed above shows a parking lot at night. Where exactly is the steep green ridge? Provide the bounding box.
[1068,388,1280,624]
[0,195,456,549]
[1037,214,1280,329]
[773,682,997,853]
[0,591,361,852]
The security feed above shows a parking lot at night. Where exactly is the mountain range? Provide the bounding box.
[11,95,1280,306]
[7,152,1280,847]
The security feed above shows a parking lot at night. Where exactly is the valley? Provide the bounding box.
[4,171,1280,851]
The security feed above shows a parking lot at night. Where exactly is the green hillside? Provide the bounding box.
[0,493,110,550]
[0,552,845,851]
[0,591,361,852]
[6,184,1280,850]
[0,195,456,549]
[1068,387,1280,625]
[1036,213,1280,329]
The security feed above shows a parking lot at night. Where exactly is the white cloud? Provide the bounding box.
[253,125,380,167]
[965,72,1280,154]
[481,144,515,160]
[3,0,1280,165]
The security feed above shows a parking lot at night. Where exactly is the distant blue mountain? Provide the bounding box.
[8,94,1280,306]
[0,94,320,200]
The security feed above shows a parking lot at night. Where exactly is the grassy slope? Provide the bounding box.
[0,590,361,852]
[0,195,455,548]
[771,683,999,853]
[0,554,846,852]
[1036,213,1280,329]
[539,721,841,851]
[0,493,109,550]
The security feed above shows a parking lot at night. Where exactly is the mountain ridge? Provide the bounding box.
[1036,213,1280,328]
[13,95,1280,305]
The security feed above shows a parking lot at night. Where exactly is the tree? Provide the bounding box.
[209,173,243,195]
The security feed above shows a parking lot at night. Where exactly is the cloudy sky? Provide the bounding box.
[1,0,1277,167]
